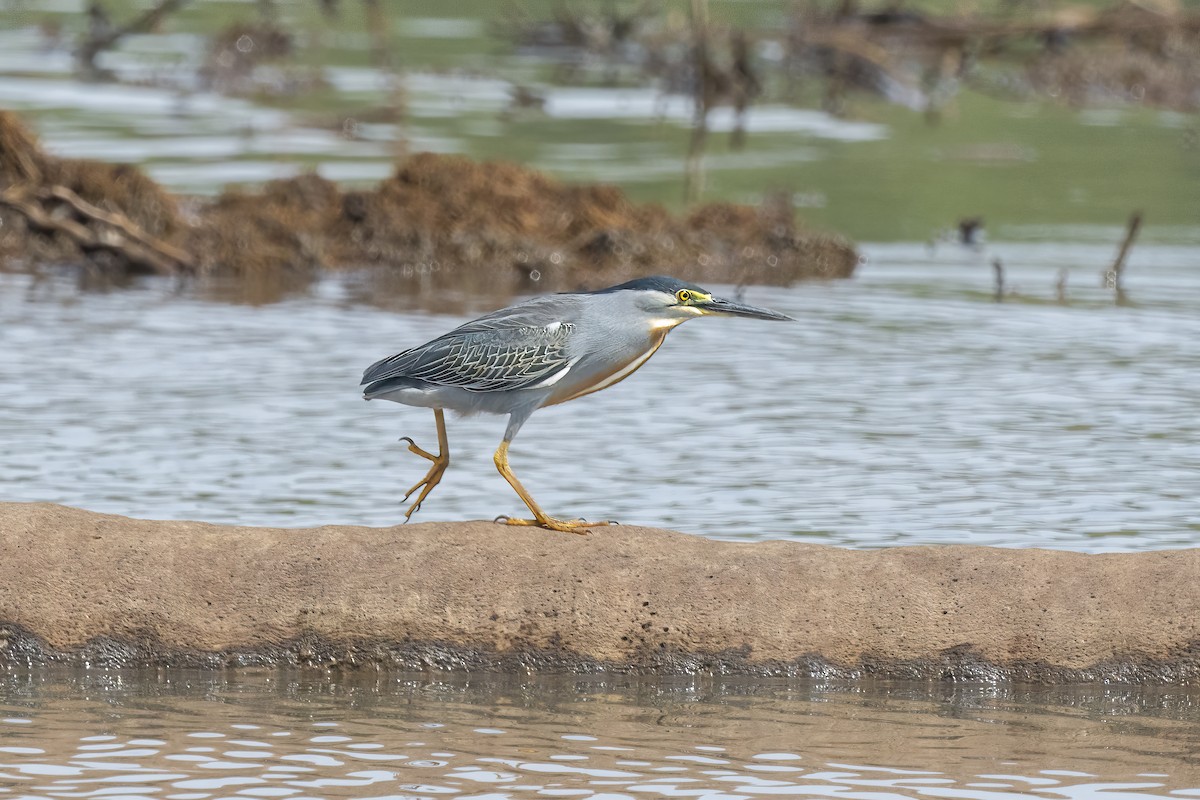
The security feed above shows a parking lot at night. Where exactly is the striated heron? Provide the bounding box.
[362,275,793,533]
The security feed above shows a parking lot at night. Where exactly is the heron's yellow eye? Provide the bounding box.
[675,289,692,303]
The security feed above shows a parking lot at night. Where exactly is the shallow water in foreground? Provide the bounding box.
[2,672,1200,800]
[2,241,1200,550]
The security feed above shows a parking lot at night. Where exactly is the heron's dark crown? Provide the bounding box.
[587,275,707,296]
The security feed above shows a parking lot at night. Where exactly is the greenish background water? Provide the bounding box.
[2,0,1196,243]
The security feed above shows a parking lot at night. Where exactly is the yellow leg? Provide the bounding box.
[399,408,449,521]
[492,440,611,534]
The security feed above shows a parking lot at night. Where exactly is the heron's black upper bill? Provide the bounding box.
[700,297,794,321]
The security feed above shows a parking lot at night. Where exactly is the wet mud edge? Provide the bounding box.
[1,624,1198,683]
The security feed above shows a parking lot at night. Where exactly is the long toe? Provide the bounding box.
[498,516,612,534]
[402,460,449,520]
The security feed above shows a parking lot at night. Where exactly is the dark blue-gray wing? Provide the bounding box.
[362,322,577,393]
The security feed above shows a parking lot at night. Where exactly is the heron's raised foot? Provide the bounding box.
[400,443,448,521]
[398,409,450,521]
[493,514,614,535]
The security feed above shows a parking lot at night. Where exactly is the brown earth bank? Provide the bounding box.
[0,110,857,305]
[2,502,1198,683]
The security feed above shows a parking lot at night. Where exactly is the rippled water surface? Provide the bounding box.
[2,241,1199,550]
[1,672,1199,800]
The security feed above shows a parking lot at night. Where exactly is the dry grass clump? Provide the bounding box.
[179,151,855,302]
[1,109,856,303]
[44,160,181,239]
[198,21,318,97]
[318,153,856,299]
[1,112,181,237]
[184,173,338,279]
[0,110,45,186]
[1028,45,1200,110]
[0,111,183,270]
[1017,0,1200,110]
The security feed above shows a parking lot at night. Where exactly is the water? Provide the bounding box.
[3,5,1198,789]
[2,672,1199,800]
[1,9,1196,240]
[2,242,1198,550]
[0,55,884,197]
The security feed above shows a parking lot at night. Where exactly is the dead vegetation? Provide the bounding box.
[0,111,856,304]
[788,0,1200,116]
[0,111,191,277]
[503,0,1200,119]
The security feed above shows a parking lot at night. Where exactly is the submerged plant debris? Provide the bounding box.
[0,111,857,305]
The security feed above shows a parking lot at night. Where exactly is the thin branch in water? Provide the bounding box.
[1104,211,1142,306]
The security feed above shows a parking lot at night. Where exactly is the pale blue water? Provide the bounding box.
[1,672,1198,800]
[1,242,1198,550]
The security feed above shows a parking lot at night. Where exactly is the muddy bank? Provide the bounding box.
[0,111,857,304]
[1,502,1197,682]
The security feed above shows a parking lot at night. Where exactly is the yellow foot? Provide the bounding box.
[494,515,614,535]
[399,436,448,521]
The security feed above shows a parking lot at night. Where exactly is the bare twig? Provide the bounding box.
[0,185,193,275]
[729,30,760,150]
[76,0,192,80]
[361,0,407,158]
[684,0,712,204]
[1104,211,1142,305]
[41,185,195,271]
[362,0,395,74]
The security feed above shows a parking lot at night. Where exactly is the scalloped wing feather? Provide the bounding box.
[362,320,577,393]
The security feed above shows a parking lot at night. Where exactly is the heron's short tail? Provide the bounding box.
[362,376,426,400]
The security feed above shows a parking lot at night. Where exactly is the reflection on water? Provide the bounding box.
[1,671,1199,800]
[0,24,886,198]
[1,242,1199,550]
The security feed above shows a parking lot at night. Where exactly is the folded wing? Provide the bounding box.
[363,313,577,394]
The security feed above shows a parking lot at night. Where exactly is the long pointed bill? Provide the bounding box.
[699,296,794,321]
